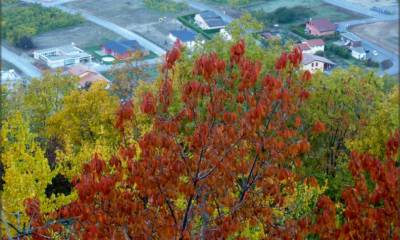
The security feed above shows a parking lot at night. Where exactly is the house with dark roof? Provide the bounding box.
[194,10,226,30]
[295,39,325,54]
[306,19,337,36]
[169,29,202,48]
[102,40,148,60]
[302,53,335,73]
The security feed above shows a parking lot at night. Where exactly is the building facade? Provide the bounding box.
[33,44,92,69]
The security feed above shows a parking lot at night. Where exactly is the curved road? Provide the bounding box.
[1,47,42,78]
[57,6,166,57]
[323,0,399,75]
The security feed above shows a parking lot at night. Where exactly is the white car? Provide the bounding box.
[372,50,378,56]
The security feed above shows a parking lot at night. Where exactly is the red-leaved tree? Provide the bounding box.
[23,40,313,239]
[22,41,399,239]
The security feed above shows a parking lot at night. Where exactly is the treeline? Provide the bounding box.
[201,0,255,6]
[143,0,188,12]
[1,2,83,47]
[253,6,315,24]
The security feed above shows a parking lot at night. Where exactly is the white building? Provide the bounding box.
[302,53,335,73]
[219,28,232,41]
[33,44,92,69]
[350,47,367,60]
[1,69,21,90]
[296,39,325,54]
[194,11,226,30]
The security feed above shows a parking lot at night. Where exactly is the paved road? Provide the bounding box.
[174,0,233,23]
[20,0,167,56]
[1,47,42,78]
[56,6,167,57]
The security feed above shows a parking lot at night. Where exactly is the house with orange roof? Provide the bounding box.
[68,64,109,89]
[295,39,325,54]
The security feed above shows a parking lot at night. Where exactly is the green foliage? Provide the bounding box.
[201,0,254,7]
[326,43,351,59]
[2,2,83,45]
[346,88,399,159]
[254,6,315,24]
[143,0,187,12]
[17,73,79,137]
[300,67,385,197]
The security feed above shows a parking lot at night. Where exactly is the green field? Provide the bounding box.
[246,0,366,23]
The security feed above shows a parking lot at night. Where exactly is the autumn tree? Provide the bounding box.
[309,131,400,239]
[14,72,79,137]
[46,81,120,179]
[0,113,75,237]
[24,40,315,239]
[347,87,399,159]
[109,51,150,101]
[300,68,385,178]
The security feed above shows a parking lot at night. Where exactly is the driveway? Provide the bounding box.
[1,46,42,79]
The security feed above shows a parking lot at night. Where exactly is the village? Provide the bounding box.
[1,0,399,89]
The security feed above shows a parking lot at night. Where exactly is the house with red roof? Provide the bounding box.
[295,39,325,54]
[305,19,337,36]
[68,64,110,89]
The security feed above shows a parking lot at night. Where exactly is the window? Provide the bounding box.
[311,62,314,67]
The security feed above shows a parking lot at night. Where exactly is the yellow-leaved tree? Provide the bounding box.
[0,112,75,235]
[45,81,120,178]
[346,87,399,159]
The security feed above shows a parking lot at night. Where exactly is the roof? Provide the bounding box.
[104,40,143,55]
[296,43,311,51]
[170,29,197,42]
[341,32,361,42]
[67,64,109,87]
[260,31,280,39]
[68,64,91,76]
[306,39,325,47]
[350,47,365,54]
[58,45,81,54]
[34,44,82,55]
[197,10,226,28]
[308,19,336,32]
[198,10,219,19]
[302,53,335,65]
[79,72,109,87]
